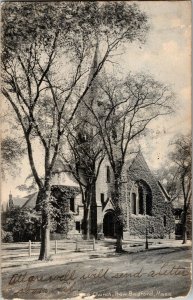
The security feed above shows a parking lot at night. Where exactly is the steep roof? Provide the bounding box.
[125,150,172,203]
[4,193,38,210]
[8,183,81,210]
[12,195,31,208]
[22,192,38,208]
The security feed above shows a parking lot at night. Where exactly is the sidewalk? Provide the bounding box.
[1,239,191,273]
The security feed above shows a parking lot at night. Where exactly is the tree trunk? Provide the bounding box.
[182,226,187,244]
[82,206,90,240]
[90,181,97,238]
[182,206,187,244]
[37,188,51,260]
[82,181,96,239]
[39,210,50,260]
[113,175,124,253]
[116,224,123,252]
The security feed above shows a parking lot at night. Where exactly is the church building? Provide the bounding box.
[6,150,175,240]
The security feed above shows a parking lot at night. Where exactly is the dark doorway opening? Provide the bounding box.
[103,211,117,238]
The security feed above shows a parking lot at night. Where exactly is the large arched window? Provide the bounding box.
[138,180,152,216]
[131,193,137,214]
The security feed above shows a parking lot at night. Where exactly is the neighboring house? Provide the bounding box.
[173,207,183,239]
[7,193,38,209]
[173,204,192,240]
[6,150,175,240]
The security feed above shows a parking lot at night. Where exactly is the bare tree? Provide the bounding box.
[1,2,149,259]
[83,73,174,252]
[59,123,105,239]
[168,134,192,244]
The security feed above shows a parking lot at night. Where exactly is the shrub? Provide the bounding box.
[2,230,13,243]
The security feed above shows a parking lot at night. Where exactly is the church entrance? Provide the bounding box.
[103,211,116,238]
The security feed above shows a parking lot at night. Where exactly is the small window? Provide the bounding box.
[70,197,75,212]
[76,221,81,232]
[131,193,137,214]
[163,216,166,227]
[146,193,152,216]
[101,193,104,204]
[138,186,144,215]
[101,193,105,208]
[106,166,110,183]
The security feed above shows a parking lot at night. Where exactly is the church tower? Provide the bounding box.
[75,40,101,238]
[76,39,100,138]
[7,192,14,210]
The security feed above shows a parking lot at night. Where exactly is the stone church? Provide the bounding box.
[52,150,175,240]
[6,150,175,240]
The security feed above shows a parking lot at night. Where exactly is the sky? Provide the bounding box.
[1,1,191,204]
[116,1,191,169]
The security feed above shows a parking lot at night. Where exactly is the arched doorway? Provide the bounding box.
[103,211,116,238]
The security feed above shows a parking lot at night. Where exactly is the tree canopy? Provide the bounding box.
[1,1,149,259]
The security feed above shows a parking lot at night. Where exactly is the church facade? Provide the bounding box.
[66,150,175,240]
[5,150,175,240]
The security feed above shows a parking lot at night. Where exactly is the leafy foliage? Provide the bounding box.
[1,137,25,178]
[1,230,13,243]
[3,207,41,242]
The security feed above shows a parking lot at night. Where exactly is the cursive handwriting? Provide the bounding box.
[4,264,190,297]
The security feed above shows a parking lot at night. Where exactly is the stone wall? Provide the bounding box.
[122,151,175,238]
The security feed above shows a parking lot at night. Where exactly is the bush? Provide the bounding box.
[4,207,41,242]
[2,230,13,243]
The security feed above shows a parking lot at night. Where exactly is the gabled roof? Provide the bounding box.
[22,192,38,208]
[103,198,114,212]
[125,149,153,180]
[12,195,31,208]
[125,150,169,202]
[4,193,38,210]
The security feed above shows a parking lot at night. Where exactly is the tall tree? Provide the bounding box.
[84,73,174,252]
[168,134,192,244]
[2,2,149,259]
[61,43,104,240]
[59,124,105,239]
